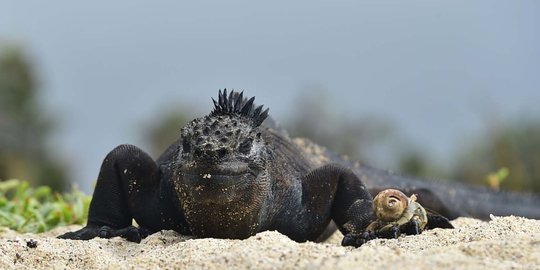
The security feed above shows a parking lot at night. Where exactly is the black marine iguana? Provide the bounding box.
[59,90,540,246]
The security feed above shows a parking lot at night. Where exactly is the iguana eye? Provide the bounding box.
[182,139,191,153]
[239,139,252,154]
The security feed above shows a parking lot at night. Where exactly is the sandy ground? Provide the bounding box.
[0,216,539,269]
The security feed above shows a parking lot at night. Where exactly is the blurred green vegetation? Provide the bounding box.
[0,179,90,233]
[451,119,540,192]
[0,43,68,191]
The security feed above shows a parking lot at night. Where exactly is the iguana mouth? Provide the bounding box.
[183,172,249,183]
[181,161,254,190]
[183,161,250,177]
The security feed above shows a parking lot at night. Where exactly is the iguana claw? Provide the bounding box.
[58,225,151,243]
[341,231,377,247]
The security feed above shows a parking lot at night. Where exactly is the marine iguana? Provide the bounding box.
[59,90,540,246]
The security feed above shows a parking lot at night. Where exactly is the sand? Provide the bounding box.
[1,216,539,269]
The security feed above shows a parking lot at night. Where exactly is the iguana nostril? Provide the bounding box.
[217,148,227,158]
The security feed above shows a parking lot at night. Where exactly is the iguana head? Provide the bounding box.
[176,89,270,204]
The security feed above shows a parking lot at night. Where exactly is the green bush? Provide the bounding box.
[0,179,90,233]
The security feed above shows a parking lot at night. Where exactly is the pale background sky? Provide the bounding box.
[1,0,539,192]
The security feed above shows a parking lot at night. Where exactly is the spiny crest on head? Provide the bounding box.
[210,89,269,127]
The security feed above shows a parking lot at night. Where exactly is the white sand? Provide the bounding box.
[1,216,539,269]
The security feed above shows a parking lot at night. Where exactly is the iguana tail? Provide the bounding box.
[356,164,540,220]
[295,137,540,220]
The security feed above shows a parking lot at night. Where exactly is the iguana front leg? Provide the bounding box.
[58,144,188,243]
[301,164,375,245]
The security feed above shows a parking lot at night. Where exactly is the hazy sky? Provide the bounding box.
[1,1,539,192]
